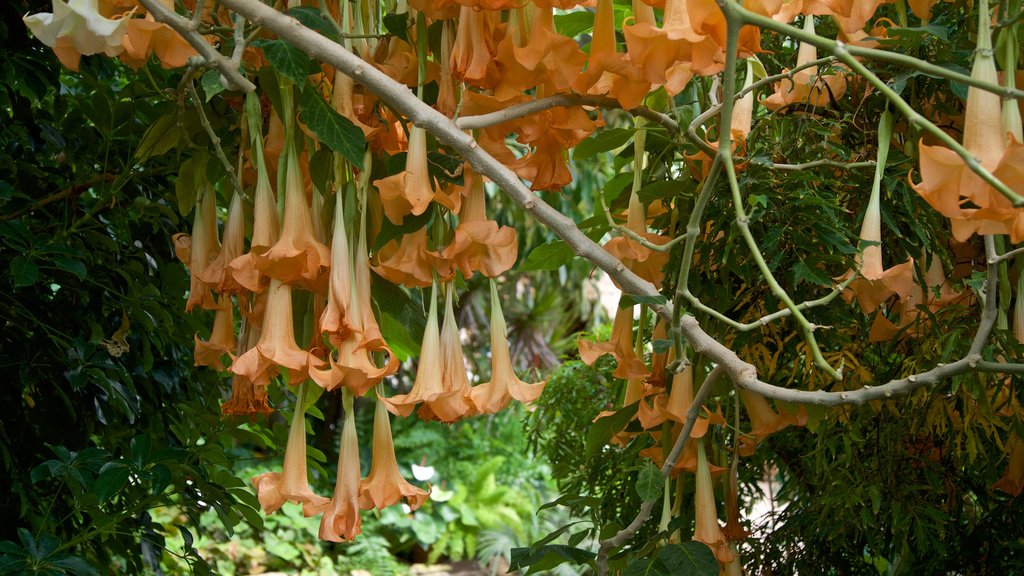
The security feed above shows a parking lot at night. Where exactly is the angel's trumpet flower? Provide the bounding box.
[255,142,331,293]
[23,0,129,71]
[603,186,671,289]
[762,16,847,111]
[230,279,310,385]
[120,6,198,69]
[440,166,518,279]
[372,227,451,288]
[374,126,436,225]
[221,374,273,418]
[469,281,546,415]
[312,193,398,395]
[737,388,805,456]
[572,0,652,110]
[994,433,1024,496]
[842,110,915,313]
[318,190,356,343]
[578,299,650,380]
[451,6,501,89]
[194,299,235,371]
[252,384,329,515]
[693,439,734,563]
[175,186,220,312]
[493,4,586,98]
[911,0,1024,242]
[199,191,247,296]
[380,283,474,422]
[638,364,724,434]
[229,102,280,294]
[359,395,430,510]
[316,390,363,542]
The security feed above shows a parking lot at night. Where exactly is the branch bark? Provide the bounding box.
[200,0,1019,411]
[137,0,255,92]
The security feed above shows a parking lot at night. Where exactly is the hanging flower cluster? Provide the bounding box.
[23,0,1024,569]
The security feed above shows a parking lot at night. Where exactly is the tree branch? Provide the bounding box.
[455,93,679,136]
[137,0,255,92]
[595,366,726,576]
[216,0,1021,412]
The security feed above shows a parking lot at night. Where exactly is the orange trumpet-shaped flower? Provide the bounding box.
[379,282,443,415]
[252,385,329,515]
[372,227,451,288]
[423,285,475,422]
[578,300,650,380]
[1016,268,1024,345]
[910,1,1024,243]
[762,17,847,111]
[441,167,518,279]
[374,126,436,225]
[451,6,502,89]
[694,439,735,564]
[573,0,652,110]
[359,396,430,510]
[221,374,273,418]
[120,11,198,69]
[312,195,399,396]
[229,123,280,293]
[842,111,915,314]
[603,190,671,289]
[470,281,547,415]
[638,365,724,434]
[493,4,586,99]
[994,433,1024,496]
[737,388,805,456]
[623,0,725,94]
[318,191,356,343]
[23,0,130,71]
[231,279,310,386]
[175,186,220,312]
[809,0,889,36]
[255,143,331,293]
[316,390,363,542]
[198,191,247,296]
[194,299,235,371]
[379,283,474,422]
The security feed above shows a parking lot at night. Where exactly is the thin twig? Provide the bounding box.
[730,1,1024,208]
[185,79,248,201]
[455,93,679,136]
[989,244,1024,264]
[137,0,255,92]
[595,366,726,576]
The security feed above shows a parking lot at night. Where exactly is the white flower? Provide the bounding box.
[24,0,129,57]
[411,463,435,482]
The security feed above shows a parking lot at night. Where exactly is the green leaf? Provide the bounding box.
[585,402,639,458]
[509,544,596,572]
[49,555,99,576]
[52,256,86,280]
[656,542,718,576]
[94,462,130,503]
[554,11,594,38]
[286,6,340,42]
[522,240,575,271]
[10,256,37,287]
[381,312,419,362]
[635,460,664,501]
[573,128,635,161]
[258,39,316,83]
[624,557,667,576]
[150,464,171,496]
[200,70,225,102]
[134,115,180,161]
[299,86,365,168]
[382,12,410,42]
[175,155,200,215]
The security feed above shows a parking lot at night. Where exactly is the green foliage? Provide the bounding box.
[0,15,258,574]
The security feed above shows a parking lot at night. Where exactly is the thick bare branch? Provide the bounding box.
[137,0,255,92]
[215,0,1020,410]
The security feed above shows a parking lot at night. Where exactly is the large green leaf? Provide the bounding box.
[635,460,664,501]
[299,86,366,168]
